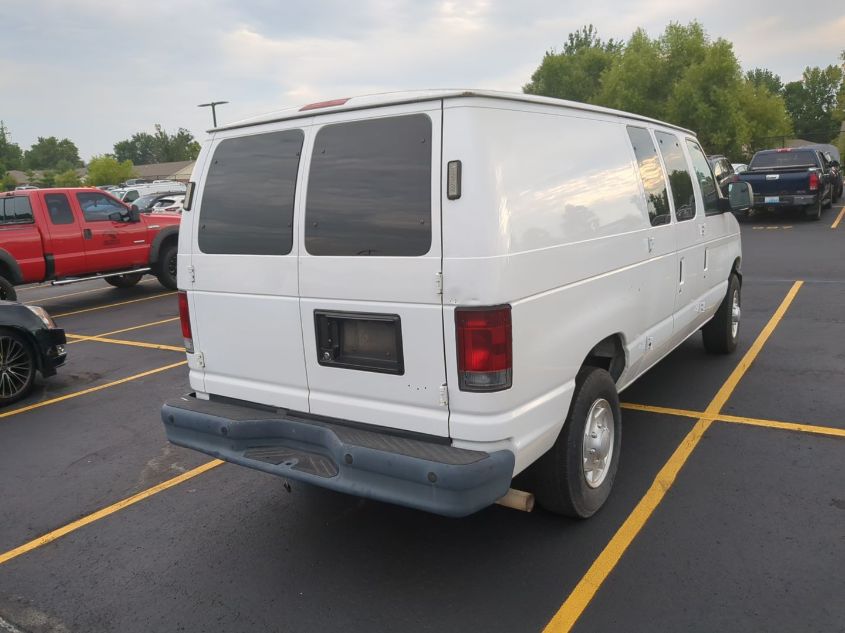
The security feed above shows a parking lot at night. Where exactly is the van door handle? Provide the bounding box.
[679,257,685,290]
[83,229,92,240]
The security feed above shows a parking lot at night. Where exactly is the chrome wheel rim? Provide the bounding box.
[0,336,32,400]
[731,289,741,339]
[582,398,615,489]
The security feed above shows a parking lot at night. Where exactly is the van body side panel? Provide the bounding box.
[441,101,676,474]
[188,123,312,411]
[297,102,449,437]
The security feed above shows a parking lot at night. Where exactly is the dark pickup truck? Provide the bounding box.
[738,148,834,220]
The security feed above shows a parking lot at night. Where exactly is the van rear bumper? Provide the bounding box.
[161,394,515,518]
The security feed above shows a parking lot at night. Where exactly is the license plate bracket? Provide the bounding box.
[314,311,404,375]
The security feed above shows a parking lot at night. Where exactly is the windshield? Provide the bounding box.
[750,151,818,171]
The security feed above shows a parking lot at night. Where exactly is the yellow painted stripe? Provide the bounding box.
[831,206,845,230]
[0,460,223,566]
[65,333,184,352]
[24,279,156,305]
[66,317,180,345]
[716,413,845,438]
[53,292,176,318]
[544,280,803,632]
[0,360,186,419]
[622,403,845,439]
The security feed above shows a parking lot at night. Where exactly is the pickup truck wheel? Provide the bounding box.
[805,199,822,221]
[155,244,178,290]
[0,329,36,406]
[0,277,16,302]
[702,274,740,354]
[531,367,621,518]
[105,273,144,288]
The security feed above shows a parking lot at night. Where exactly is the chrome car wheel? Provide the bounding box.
[582,397,615,489]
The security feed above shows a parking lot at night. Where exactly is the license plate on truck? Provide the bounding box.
[764,196,779,204]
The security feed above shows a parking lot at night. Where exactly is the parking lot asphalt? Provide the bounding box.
[1,202,843,633]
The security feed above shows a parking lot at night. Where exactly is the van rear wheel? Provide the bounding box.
[531,367,621,518]
[702,274,740,354]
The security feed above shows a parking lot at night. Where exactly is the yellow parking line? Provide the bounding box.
[544,280,803,632]
[53,292,176,318]
[65,334,184,352]
[66,317,180,345]
[23,279,157,305]
[0,460,222,566]
[0,360,186,420]
[621,403,845,439]
[832,206,845,230]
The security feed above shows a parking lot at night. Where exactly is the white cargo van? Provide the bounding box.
[162,90,752,518]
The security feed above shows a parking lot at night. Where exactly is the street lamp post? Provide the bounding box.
[198,101,229,128]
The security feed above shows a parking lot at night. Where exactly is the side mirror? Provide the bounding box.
[727,181,753,213]
[129,204,141,222]
[108,211,125,222]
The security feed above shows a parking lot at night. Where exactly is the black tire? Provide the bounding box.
[823,194,832,210]
[105,272,144,288]
[155,243,177,290]
[0,276,16,302]
[531,367,621,518]
[0,328,36,407]
[805,199,822,221]
[702,274,740,354]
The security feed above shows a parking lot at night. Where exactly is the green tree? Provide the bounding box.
[113,124,200,164]
[1,172,18,191]
[24,136,82,170]
[86,155,135,186]
[34,171,55,188]
[738,82,793,153]
[53,169,82,187]
[745,68,783,95]
[0,121,24,172]
[523,25,622,104]
[783,65,843,142]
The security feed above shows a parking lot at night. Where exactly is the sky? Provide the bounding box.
[2,0,843,162]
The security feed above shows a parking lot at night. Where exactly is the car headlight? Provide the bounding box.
[26,305,57,328]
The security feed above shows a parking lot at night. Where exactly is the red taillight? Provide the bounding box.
[178,291,194,353]
[809,172,819,191]
[456,305,512,392]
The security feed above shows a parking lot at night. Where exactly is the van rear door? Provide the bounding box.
[297,103,449,437]
[188,124,311,411]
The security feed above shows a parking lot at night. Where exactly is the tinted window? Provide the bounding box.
[655,131,696,222]
[305,114,432,256]
[76,192,126,222]
[686,140,720,215]
[199,129,304,255]
[45,194,75,225]
[749,150,818,170]
[0,197,35,224]
[626,126,671,226]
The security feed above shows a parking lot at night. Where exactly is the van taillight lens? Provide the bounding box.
[178,291,194,353]
[456,306,512,392]
[809,173,819,191]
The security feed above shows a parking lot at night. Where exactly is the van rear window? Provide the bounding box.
[305,114,432,257]
[199,129,304,255]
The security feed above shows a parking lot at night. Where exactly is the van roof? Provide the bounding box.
[213,89,695,136]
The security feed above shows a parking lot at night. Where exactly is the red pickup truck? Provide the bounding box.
[0,188,180,301]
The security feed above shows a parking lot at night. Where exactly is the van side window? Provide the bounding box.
[305,114,432,257]
[655,131,696,222]
[45,193,75,225]
[0,197,35,225]
[685,140,720,215]
[626,126,671,226]
[199,129,304,255]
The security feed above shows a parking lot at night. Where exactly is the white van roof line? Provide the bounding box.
[210,89,695,136]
